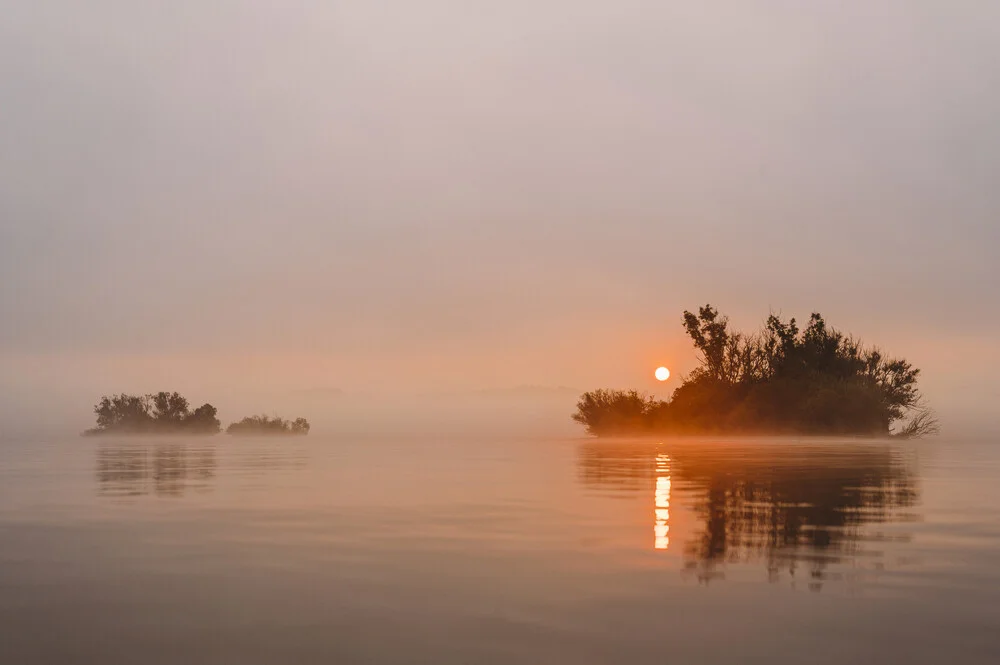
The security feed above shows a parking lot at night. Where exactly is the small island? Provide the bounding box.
[573,305,939,438]
[226,415,311,436]
[83,392,310,437]
[85,392,222,435]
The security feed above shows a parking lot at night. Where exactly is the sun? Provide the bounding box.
[655,366,670,381]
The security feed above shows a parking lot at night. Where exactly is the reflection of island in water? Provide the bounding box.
[579,440,918,591]
[96,443,216,497]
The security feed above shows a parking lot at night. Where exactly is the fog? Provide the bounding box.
[2,2,999,438]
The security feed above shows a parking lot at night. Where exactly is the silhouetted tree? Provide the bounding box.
[92,394,154,433]
[682,305,731,381]
[186,403,222,434]
[152,391,189,424]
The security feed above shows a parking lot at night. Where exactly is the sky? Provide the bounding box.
[1,1,998,433]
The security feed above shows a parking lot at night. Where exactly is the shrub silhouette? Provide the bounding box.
[571,389,659,436]
[226,415,310,436]
[573,306,938,437]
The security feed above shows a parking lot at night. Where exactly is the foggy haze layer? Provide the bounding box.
[2,2,998,435]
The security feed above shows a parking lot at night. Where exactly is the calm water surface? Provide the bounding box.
[1,435,998,664]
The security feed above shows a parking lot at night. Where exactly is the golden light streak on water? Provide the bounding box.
[654,451,671,550]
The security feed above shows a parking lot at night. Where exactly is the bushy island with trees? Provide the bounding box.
[83,392,310,437]
[226,415,310,436]
[573,306,939,438]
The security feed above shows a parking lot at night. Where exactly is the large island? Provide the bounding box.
[573,305,938,438]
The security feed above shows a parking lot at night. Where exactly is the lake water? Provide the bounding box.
[1,434,999,664]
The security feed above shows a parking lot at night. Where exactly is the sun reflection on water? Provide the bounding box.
[654,452,671,550]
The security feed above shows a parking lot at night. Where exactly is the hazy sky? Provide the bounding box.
[2,2,998,430]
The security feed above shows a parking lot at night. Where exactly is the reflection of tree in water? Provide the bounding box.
[96,443,216,497]
[578,441,918,591]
